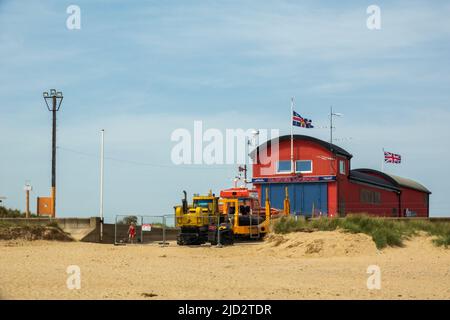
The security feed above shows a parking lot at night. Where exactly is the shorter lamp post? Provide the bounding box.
[24,181,32,218]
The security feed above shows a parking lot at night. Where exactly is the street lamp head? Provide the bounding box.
[42,89,63,111]
[332,112,343,117]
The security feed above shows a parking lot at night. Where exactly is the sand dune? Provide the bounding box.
[260,231,378,258]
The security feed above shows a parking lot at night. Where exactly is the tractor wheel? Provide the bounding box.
[193,239,204,245]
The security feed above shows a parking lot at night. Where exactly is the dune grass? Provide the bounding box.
[0,206,38,218]
[0,220,71,241]
[273,215,450,249]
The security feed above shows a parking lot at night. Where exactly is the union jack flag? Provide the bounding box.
[293,110,313,128]
[384,151,401,164]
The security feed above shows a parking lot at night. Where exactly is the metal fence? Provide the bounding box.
[164,214,176,228]
[114,214,176,246]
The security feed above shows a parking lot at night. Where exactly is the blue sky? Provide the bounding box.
[1,0,449,219]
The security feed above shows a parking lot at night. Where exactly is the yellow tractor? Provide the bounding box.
[174,190,220,245]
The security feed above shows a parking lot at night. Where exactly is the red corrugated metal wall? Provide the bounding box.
[338,178,401,217]
[399,188,429,217]
[252,136,430,217]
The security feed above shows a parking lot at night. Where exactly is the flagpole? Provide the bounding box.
[381,148,385,172]
[290,97,294,174]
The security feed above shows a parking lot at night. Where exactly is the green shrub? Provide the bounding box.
[433,233,450,248]
[0,206,37,218]
[0,206,24,218]
[119,215,139,225]
[46,221,60,228]
[371,228,388,249]
[310,217,340,231]
[273,216,308,234]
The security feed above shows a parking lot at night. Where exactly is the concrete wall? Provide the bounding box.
[0,217,178,244]
[0,217,100,241]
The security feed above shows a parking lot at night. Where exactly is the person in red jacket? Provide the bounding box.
[128,222,136,244]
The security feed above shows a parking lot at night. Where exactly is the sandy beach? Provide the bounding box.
[1,231,449,300]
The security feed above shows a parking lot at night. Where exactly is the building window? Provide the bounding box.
[295,160,312,173]
[339,160,346,175]
[360,189,381,205]
[277,160,292,173]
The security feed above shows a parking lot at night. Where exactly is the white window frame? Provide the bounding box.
[276,160,292,173]
[339,160,346,175]
[295,160,313,173]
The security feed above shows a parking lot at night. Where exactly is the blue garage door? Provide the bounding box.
[261,183,328,217]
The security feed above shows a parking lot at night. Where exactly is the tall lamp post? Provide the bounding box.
[43,89,63,217]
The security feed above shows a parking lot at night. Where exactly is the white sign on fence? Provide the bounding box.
[142,223,152,232]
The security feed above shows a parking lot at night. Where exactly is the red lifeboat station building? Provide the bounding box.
[251,135,431,218]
